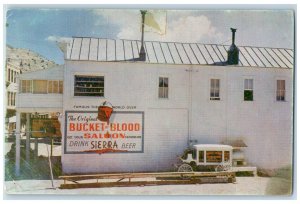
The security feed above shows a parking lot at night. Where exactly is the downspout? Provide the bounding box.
[187,65,193,146]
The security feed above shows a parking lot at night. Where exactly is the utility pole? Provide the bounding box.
[139,10,147,61]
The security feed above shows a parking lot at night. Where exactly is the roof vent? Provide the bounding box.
[227,28,239,65]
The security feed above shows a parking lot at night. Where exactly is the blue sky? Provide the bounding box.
[5,8,294,64]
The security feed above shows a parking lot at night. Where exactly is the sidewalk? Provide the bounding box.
[3,177,292,195]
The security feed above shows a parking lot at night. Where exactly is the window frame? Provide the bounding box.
[20,80,32,93]
[10,70,13,83]
[198,150,204,163]
[7,69,10,83]
[158,76,169,99]
[47,80,63,94]
[32,80,48,94]
[206,151,223,163]
[20,79,63,94]
[12,92,16,106]
[210,78,220,100]
[224,151,230,162]
[74,75,105,97]
[276,79,286,101]
[7,92,11,106]
[14,71,17,83]
[244,78,254,101]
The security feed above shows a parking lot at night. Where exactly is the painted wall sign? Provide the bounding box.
[31,118,62,138]
[64,111,144,154]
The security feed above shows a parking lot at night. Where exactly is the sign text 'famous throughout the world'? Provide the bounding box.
[65,112,144,154]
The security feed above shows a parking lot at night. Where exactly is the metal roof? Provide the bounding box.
[66,37,293,69]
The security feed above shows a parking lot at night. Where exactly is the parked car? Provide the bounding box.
[178,144,233,172]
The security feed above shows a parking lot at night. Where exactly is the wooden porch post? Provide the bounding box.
[26,113,31,161]
[15,111,21,176]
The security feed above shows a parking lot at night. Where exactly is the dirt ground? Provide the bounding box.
[4,176,293,196]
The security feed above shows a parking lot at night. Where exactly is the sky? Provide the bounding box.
[5,7,294,64]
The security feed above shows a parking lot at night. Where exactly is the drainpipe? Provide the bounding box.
[186,66,193,147]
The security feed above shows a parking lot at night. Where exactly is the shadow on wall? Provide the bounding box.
[263,165,293,195]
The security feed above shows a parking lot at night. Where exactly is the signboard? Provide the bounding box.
[206,151,222,163]
[31,118,62,138]
[64,111,144,154]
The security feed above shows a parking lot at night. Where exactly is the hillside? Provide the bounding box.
[6,45,57,72]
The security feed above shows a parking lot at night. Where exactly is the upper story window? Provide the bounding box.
[159,77,168,99]
[276,80,285,101]
[33,80,47,94]
[20,80,63,94]
[21,80,32,93]
[244,79,253,101]
[12,92,16,106]
[210,79,220,100]
[74,75,104,97]
[10,70,13,83]
[7,92,16,106]
[7,67,19,83]
[8,69,10,83]
[14,71,17,83]
[48,80,63,94]
[7,92,11,106]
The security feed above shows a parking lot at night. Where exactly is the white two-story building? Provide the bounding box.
[16,30,293,174]
[5,62,21,133]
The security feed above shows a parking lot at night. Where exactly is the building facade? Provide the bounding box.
[5,62,21,133]
[16,37,293,174]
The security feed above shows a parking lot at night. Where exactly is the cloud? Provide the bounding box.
[165,15,223,43]
[93,9,139,27]
[93,10,224,43]
[46,35,73,53]
[46,35,72,43]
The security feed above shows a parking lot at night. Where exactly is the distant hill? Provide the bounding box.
[6,45,57,72]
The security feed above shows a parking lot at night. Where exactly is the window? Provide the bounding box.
[21,80,32,93]
[276,80,285,101]
[21,80,63,94]
[198,151,204,162]
[12,93,16,106]
[48,80,63,93]
[210,79,220,100]
[74,75,104,97]
[10,70,13,82]
[7,92,15,106]
[59,81,63,93]
[33,80,47,94]
[48,81,53,93]
[244,79,253,101]
[192,149,197,160]
[206,151,222,163]
[159,77,168,98]
[14,71,17,83]
[8,69,10,82]
[7,92,11,106]
[224,151,230,162]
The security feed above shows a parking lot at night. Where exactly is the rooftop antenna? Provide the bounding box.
[139,10,147,61]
